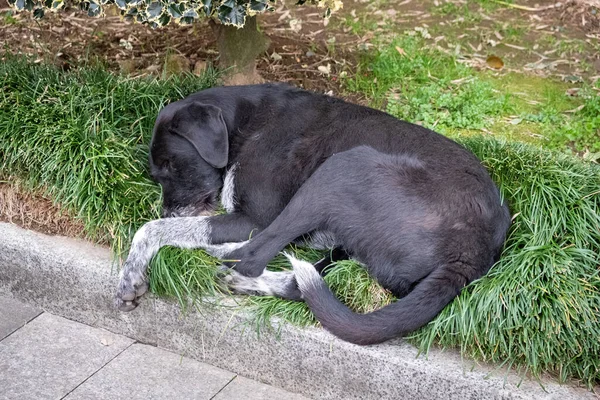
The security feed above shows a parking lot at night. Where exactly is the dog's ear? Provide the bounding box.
[170,102,229,168]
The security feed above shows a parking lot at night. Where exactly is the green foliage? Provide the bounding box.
[0,54,219,253]
[8,0,341,27]
[386,79,510,131]
[2,56,600,387]
[348,35,600,154]
[413,137,600,388]
[553,86,600,154]
[508,84,600,154]
[349,36,512,133]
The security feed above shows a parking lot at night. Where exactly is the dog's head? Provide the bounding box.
[149,101,229,218]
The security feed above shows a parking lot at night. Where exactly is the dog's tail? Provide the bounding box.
[287,254,467,345]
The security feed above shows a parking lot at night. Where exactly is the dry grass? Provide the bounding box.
[0,180,86,237]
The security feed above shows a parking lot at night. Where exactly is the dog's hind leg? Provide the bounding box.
[211,244,346,300]
[219,267,302,300]
[207,242,345,300]
[222,148,373,278]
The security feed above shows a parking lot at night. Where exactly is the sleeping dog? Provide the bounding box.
[116,83,511,345]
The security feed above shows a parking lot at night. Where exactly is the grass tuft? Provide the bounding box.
[1,55,599,387]
[348,36,600,155]
[0,54,219,254]
[415,137,600,388]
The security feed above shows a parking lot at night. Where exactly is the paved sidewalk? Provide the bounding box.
[0,295,308,400]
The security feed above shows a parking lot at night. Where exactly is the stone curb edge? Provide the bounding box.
[0,222,594,399]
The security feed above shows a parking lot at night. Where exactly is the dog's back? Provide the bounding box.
[137,84,511,345]
[185,84,501,222]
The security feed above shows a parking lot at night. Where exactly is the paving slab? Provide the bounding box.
[65,343,235,400]
[0,222,597,399]
[0,295,41,340]
[0,313,133,400]
[214,375,309,400]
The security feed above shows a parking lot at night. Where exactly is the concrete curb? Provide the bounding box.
[0,222,594,399]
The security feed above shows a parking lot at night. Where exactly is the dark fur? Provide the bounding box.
[147,83,511,345]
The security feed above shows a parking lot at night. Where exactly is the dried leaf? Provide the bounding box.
[278,10,290,21]
[119,39,132,50]
[504,43,526,51]
[317,64,331,75]
[564,104,585,113]
[486,55,504,69]
[289,18,302,33]
[492,1,560,12]
[395,46,406,57]
[565,88,580,97]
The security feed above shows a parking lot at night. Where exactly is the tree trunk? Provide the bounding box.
[210,16,270,85]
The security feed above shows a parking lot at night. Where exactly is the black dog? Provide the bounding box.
[116,83,511,345]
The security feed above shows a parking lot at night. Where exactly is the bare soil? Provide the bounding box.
[0,182,86,237]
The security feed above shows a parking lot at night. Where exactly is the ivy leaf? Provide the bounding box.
[135,8,148,22]
[249,0,268,13]
[146,1,163,20]
[219,3,245,26]
[202,0,212,16]
[167,3,183,18]
[88,3,101,16]
[158,12,170,25]
[14,0,35,11]
[81,1,102,16]
[7,0,337,28]
[123,6,138,17]
[182,8,198,18]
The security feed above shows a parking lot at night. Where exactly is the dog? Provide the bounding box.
[116,83,511,345]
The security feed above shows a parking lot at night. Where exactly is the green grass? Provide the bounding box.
[343,35,600,386]
[1,56,600,388]
[0,54,219,253]
[416,137,600,387]
[430,2,482,24]
[347,36,514,133]
[347,35,600,155]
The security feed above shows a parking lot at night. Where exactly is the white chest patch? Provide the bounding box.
[221,163,238,213]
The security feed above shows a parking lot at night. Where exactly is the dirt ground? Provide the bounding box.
[0,0,599,237]
[1,0,599,92]
[0,182,86,237]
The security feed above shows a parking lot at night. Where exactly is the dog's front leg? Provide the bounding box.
[116,213,261,311]
[116,216,212,311]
